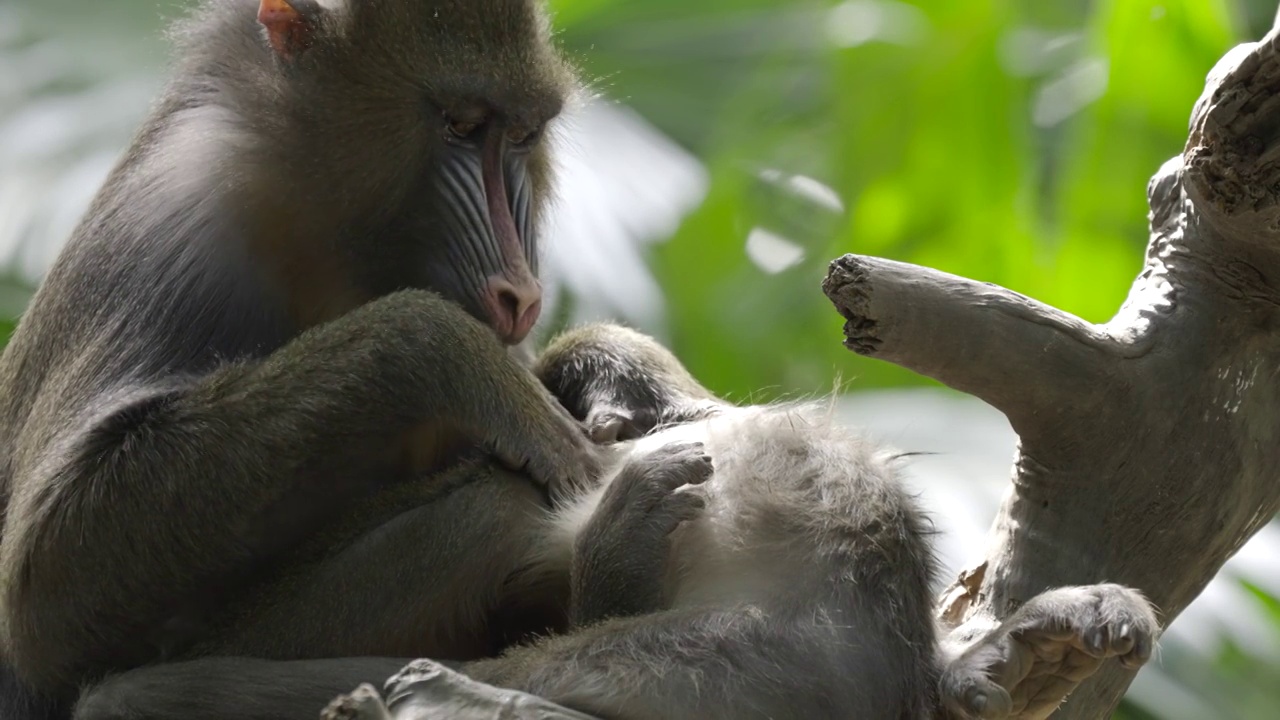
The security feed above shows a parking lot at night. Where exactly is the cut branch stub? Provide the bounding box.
[824,25,1280,720]
[821,255,1132,442]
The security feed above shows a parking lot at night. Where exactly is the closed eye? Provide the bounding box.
[447,118,481,141]
[505,125,542,149]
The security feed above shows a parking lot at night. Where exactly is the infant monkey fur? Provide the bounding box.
[460,325,941,720]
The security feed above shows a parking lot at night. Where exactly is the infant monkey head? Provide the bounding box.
[534,323,725,443]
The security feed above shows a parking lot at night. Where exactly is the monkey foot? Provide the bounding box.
[325,660,598,720]
[939,584,1160,720]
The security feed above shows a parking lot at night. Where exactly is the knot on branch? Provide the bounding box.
[1183,31,1280,237]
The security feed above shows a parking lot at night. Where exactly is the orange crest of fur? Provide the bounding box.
[257,0,313,59]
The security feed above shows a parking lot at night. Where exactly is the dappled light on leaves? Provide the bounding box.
[745,227,805,274]
[825,0,927,49]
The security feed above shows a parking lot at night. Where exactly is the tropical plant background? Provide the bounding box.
[2,0,1279,717]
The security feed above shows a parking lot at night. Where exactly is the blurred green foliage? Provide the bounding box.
[547,0,1258,400]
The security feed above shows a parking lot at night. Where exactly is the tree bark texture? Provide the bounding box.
[823,25,1280,719]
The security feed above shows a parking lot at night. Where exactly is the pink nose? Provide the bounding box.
[483,274,542,345]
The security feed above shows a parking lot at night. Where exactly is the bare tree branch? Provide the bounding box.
[821,256,1134,438]
[825,25,1280,720]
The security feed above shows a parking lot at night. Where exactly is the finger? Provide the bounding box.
[669,487,707,523]
[679,454,715,484]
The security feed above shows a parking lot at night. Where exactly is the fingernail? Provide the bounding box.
[1087,629,1106,653]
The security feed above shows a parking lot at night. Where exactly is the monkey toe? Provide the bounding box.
[1119,623,1156,669]
[1097,588,1159,667]
[939,662,1014,720]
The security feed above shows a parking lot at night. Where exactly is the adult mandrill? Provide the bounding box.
[0,0,602,717]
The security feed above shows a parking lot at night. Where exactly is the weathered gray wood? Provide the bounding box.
[824,24,1280,720]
